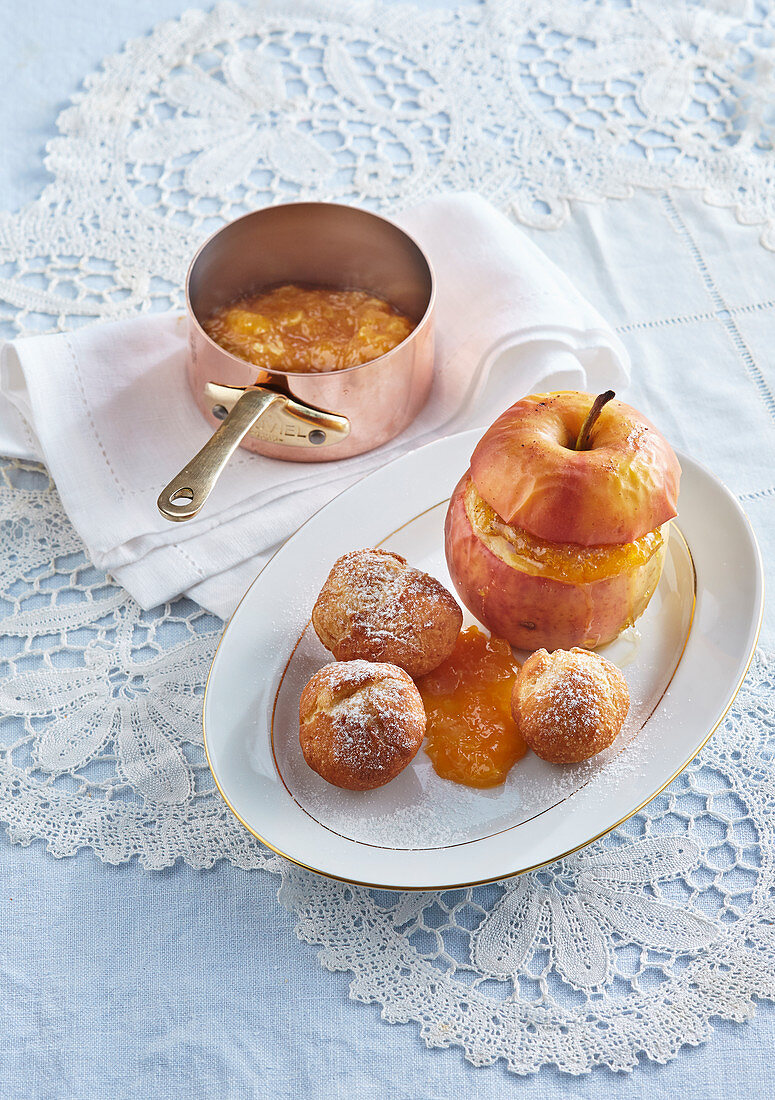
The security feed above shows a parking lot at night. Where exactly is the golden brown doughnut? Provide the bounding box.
[299,660,426,790]
[511,647,629,764]
[311,548,462,678]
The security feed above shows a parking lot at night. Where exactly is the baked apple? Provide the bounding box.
[444,391,681,650]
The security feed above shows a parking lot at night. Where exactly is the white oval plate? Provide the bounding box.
[203,430,763,889]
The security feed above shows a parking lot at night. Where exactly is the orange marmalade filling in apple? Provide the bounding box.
[204,284,415,373]
[416,626,526,788]
[464,478,666,585]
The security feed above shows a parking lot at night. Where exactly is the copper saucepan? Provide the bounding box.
[157,202,435,521]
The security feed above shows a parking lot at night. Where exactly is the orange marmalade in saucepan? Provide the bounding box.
[417,626,526,788]
[203,284,415,373]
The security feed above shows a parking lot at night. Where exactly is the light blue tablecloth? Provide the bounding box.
[1,3,773,1097]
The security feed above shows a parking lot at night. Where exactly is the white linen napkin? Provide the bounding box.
[0,192,629,618]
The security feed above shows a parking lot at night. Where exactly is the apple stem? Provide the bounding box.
[575,390,615,451]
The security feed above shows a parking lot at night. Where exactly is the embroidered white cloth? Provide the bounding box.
[0,193,627,616]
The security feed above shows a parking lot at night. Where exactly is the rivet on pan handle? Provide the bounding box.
[202,381,351,449]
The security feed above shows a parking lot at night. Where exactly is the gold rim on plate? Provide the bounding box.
[202,473,762,890]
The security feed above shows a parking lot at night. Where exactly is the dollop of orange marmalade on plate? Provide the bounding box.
[416,626,526,788]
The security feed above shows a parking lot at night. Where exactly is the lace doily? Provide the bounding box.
[0,462,772,1073]
[1,0,773,1077]
[2,0,775,341]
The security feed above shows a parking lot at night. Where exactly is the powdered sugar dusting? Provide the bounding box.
[327,668,422,760]
[301,660,424,783]
[325,549,424,643]
[311,549,460,669]
[538,663,607,722]
[517,648,628,762]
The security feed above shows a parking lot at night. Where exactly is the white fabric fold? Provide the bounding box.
[0,193,629,617]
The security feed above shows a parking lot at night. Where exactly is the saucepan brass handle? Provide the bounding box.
[157,385,350,522]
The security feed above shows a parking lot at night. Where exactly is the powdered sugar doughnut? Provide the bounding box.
[312,548,462,678]
[511,647,629,764]
[299,660,426,790]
